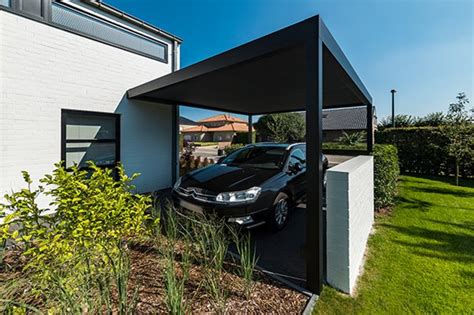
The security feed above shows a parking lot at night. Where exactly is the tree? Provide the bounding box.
[443,92,473,185]
[378,114,415,130]
[414,112,447,127]
[254,113,305,143]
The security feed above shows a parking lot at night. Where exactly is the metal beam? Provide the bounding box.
[367,104,373,153]
[248,115,253,144]
[305,17,324,294]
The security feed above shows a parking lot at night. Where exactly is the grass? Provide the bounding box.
[315,175,474,314]
[322,142,367,151]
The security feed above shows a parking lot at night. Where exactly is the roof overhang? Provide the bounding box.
[127,15,372,115]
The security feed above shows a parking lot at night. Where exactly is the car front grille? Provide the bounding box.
[176,187,218,203]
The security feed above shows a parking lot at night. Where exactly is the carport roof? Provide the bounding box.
[127,15,372,115]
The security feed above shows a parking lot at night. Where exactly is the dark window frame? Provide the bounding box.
[61,109,121,171]
[0,0,169,64]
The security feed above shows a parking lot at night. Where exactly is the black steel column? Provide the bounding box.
[248,115,253,144]
[305,17,324,294]
[367,104,373,153]
[171,105,179,184]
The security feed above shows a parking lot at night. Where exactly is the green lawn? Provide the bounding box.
[315,175,474,314]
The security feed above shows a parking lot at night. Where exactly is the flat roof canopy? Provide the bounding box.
[128,16,372,115]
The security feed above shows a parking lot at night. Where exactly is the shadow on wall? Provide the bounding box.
[115,94,173,193]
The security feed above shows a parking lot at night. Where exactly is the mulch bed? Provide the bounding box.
[1,243,308,314]
[129,243,308,313]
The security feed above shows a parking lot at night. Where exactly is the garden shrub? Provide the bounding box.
[224,143,244,155]
[376,126,473,177]
[373,144,400,210]
[232,132,256,145]
[0,162,151,300]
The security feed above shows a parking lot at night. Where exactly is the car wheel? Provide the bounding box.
[270,192,290,232]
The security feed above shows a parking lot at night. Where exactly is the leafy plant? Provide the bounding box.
[254,112,305,143]
[231,230,258,299]
[442,92,473,185]
[337,131,366,146]
[0,162,151,310]
[373,144,400,210]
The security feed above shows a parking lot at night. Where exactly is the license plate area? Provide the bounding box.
[179,199,204,214]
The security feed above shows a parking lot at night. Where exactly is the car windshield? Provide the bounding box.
[221,146,286,170]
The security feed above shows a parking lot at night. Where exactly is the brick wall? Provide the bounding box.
[326,155,374,294]
[0,10,174,197]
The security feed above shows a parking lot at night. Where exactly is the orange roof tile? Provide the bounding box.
[198,114,247,123]
[182,123,255,133]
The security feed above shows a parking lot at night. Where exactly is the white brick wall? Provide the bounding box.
[326,155,374,294]
[0,10,175,198]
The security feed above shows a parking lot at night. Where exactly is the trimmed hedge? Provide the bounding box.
[376,126,473,177]
[232,132,256,145]
[373,144,400,210]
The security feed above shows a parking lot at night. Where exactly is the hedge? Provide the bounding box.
[376,126,473,177]
[232,132,256,145]
[373,144,400,210]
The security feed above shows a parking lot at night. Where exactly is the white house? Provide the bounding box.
[0,0,181,195]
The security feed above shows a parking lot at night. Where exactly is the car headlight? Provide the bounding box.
[216,187,261,203]
[173,177,182,190]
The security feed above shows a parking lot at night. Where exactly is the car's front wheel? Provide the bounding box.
[270,192,290,232]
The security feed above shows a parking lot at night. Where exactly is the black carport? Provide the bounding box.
[128,15,372,294]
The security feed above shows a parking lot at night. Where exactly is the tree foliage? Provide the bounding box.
[254,113,305,143]
[442,92,473,185]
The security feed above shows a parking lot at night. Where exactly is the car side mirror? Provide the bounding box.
[289,162,302,174]
[217,156,226,164]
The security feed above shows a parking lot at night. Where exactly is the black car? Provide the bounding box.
[172,143,328,231]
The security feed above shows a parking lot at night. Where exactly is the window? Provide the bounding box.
[62,110,120,169]
[288,148,306,168]
[0,0,11,8]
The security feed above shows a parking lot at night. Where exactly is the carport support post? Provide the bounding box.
[171,104,180,184]
[367,104,373,153]
[248,115,253,144]
[305,19,324,294]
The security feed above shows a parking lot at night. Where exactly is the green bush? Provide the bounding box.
[376,126,473,177]
[232,132,256,145]
[373,144,400,210]
[0,162,151,305]
[224,144,244,155]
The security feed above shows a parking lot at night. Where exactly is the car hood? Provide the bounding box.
[181,164,279,193]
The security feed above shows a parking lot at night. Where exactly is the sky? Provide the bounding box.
[108,0,473,122]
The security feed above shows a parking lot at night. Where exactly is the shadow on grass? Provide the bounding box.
[396,195,474,212]
[381,223,474,265]
[409,186,474,198]
[401,175,474,189]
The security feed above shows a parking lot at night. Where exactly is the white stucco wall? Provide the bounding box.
[326,155,374,294]
[0,10,174,197]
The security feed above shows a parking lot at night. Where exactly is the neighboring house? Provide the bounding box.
[294,107,376,142]
[0,0,181,195]
[179,116,198,131]
[321,107,377,142]
[182,114,254,142]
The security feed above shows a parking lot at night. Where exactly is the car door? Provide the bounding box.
[286,147,307,201]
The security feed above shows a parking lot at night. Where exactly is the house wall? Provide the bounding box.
[212,132,234,142]
[0,10,174,198]
[326,155,374,294]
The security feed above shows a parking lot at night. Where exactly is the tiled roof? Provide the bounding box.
[198,114,247,123]
[182,122,254,133]
[179,116,198,125]
[302,107,376,130]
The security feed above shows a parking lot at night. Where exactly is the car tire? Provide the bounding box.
[270,192,290,232]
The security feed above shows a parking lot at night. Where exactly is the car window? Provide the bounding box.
[288,148,306,167]
[222,146,286,170]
